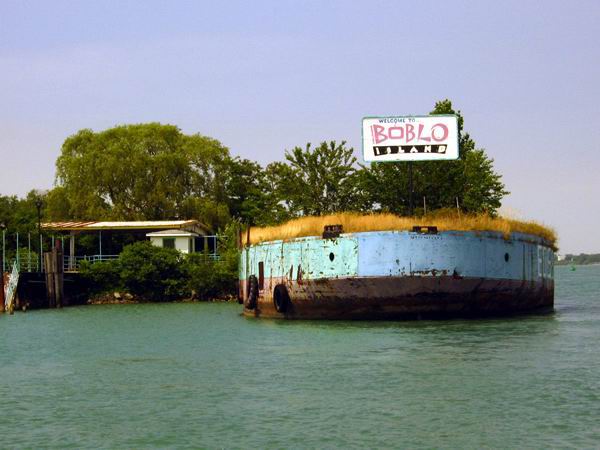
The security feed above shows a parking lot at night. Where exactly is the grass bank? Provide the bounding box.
[244,212,557,249]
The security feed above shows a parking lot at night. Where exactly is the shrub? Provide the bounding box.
[184,255,237,300]
[118,241,187,301]
[80,229,240,301]
[79,259,122,295]
[185,223,240,300]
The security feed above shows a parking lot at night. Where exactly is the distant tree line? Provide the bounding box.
[1,99,508,236]
[556,254,600,266]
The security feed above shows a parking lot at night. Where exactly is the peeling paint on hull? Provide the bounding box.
[243,276,553,319]
[240,230,555,320]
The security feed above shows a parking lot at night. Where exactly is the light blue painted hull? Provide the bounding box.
[239,230,554,319]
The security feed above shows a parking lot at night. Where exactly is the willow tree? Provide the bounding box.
[53,123,230,224]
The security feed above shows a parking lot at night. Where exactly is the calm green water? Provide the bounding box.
[1,266,599,449]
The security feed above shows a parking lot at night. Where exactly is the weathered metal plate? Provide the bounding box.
[240,230,555,320]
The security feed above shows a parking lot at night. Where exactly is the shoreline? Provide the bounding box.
[86,292,238,305]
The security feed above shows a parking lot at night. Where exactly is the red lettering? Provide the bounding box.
[388,126,404,139]
[372,125,387,144]
[406,124,415,142]
[417,124,431,142]
[431,123,448,142]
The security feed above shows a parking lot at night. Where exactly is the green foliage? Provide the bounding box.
[185,222,240,300]
[79,259,122,294]
[54,123,230,225]
[0,190,45,234]
[222,157,275,226]
[179,197,231,233]
[184,255,237,300]
[1,98,512,302]
[250,100,507,221]
[78,229,240,301]
[266,141,359,218]
[0,247,40,272]
[117,241,187,300]
[359,99,508,215]
[557,253,600,265]
[79,242,189,300]
[48,99,505,229]
[45,186,71,221]
[0,190,47,255]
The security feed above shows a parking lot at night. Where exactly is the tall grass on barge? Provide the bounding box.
[239,213,556,320]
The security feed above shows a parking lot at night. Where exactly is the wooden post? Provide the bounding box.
[44,248,64,308]
[69,232,75,271]
[55,248,64,307]
[0,266,4,313]
[44,252,55,308]
[408,162,414,216]
[0,230,4,312]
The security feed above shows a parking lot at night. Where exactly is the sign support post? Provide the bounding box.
[408,162,414,216]
[362,115,459,217]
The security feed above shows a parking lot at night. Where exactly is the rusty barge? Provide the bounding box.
[239,226,555,320]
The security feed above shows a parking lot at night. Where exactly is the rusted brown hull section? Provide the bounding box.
[242,276,554,320]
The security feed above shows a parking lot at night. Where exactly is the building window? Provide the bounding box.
[163,237,175,249]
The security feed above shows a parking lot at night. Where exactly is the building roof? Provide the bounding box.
[42,220,208,234]
[146,229,200,237]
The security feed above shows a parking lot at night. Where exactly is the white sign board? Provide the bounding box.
[362,115,459,162]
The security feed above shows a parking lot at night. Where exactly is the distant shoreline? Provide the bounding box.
[556,262,600,267]
[86,292,238,305]
[555,253,600,266]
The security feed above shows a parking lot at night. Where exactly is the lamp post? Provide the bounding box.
[35,196,43,272]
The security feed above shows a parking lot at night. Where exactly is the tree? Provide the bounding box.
[360,99,508,215]
[269,141,359,217]
[0,190,48,235]
[220,157,277,226]
[54,123,230,223]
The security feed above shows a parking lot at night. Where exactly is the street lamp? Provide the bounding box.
[34,193,44,272]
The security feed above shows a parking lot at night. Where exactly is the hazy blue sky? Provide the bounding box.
[1,0,598,253]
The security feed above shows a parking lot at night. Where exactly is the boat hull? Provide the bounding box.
[242,275,553,319]
[240,230,555,320]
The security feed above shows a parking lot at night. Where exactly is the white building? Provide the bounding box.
[146,229,200,254]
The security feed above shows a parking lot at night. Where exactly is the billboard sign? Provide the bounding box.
[362,115,459,162]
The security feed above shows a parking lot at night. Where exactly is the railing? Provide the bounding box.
[1,228,225,273]
[1,230,44,273]
[193,253,221,261]
[3,258,42,273]
[63,255,120,271]
[63,253,220,271]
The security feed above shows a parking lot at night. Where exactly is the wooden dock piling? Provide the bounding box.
[44,248,64,308]
[0,271,5,313]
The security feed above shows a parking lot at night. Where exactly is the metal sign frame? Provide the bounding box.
[361,114,460,163]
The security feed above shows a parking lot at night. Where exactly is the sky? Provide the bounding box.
[0,0,598,253]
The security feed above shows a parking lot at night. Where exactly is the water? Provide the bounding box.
[1,266,599,448]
